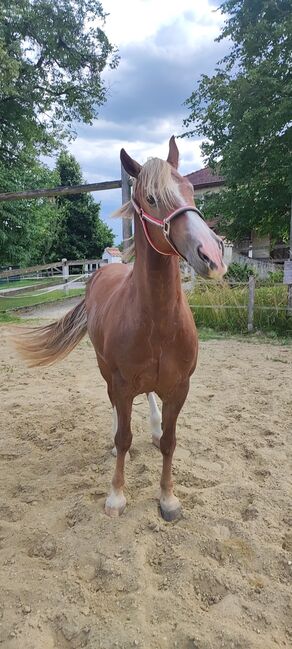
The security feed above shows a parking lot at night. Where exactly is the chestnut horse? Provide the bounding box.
[15,137,226,521]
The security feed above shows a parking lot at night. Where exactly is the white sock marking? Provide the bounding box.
[147,392,162,441]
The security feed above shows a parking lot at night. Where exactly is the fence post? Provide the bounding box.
[121,163,132,250]
[62,258,69,293]
[248,275,255,333]
[190,267,196,289]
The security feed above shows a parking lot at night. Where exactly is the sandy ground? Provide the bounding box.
[17,297,82,320]
[0,319,292,649]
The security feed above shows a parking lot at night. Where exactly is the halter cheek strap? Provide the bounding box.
[131,197,205,260]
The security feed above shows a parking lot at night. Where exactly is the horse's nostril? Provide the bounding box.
[197,246,217,271]
[197,245,210,265]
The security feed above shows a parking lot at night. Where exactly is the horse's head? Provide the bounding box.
[120,136,227,279]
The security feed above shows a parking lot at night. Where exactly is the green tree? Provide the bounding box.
[0,0,118,165]
[0,160,63,266]
[183,0,292,243]
[0,0,117,268]
[53,151,114,260]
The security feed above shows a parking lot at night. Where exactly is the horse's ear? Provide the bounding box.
[120,149,141,178]
[167,135,179,169]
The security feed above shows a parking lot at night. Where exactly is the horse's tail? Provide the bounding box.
[13,299,87,367]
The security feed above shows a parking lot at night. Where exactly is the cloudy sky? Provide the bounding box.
[68,0,228,243]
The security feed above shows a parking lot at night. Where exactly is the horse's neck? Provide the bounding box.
[131,215,182,314]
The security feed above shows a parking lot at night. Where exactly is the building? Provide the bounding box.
[186,166,288,265]
[185,167,225,199]
[102,247,122,264]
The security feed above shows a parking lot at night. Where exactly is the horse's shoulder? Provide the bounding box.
[87,264,131,295]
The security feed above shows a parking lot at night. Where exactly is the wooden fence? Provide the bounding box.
[0,180,122,203]
[0,258,93,312]
[0,257,103,282]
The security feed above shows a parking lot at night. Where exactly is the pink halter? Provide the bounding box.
[131,197,204,260]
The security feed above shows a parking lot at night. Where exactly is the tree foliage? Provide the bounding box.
[0,0,117,267]
[0,161,63,266]
[0,152,114,266]
[53,151,114,260]
[183,0,292,243]
[0,0,118,164]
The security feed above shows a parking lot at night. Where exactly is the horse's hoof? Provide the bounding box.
[159,494,181,522]
[105,503,126,517]
[105,491,126,518]
[111,446,117,457]
[159,504,182,522]
[152,435,161,449]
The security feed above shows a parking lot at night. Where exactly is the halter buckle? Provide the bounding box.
[163,220,171,237]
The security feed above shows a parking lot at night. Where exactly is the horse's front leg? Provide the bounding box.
[159,380,189,522]
[105,381,133,518]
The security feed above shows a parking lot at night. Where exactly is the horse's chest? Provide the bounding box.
[136,327,197,392]
[106,314,198,395]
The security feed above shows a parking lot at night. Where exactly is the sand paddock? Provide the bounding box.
[0,323,291,648]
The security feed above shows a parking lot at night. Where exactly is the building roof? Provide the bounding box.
[104,247,122,257]
[185,167,225,190]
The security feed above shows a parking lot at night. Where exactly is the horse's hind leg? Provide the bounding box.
[159,380,189,522]
[107,384,123,458]
[147,393,162,448]
[105,380,118,456]
[105,381,133,517]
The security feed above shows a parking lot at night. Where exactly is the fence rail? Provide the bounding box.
[0,257,103,281]
[0,261,62,280]
[0,180,122,203]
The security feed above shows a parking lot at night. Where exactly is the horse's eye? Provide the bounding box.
[147,195,156,206]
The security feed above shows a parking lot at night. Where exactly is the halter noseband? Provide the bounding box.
[131,197,205,260]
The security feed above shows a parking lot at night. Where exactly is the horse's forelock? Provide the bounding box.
[137,158,183,209]
[110,158,185,221]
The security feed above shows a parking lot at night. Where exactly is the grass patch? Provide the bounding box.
[188,281,292,337]
[0,288,84,313]
[198,328,292,346]
[0,312,23,324]
[0,277,62,289]
[198,327,229,341]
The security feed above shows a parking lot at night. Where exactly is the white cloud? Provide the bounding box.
[102,0,223,46]
[69,121,204,182]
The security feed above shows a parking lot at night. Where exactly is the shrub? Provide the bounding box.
[226,262,257,283]
[265,270,284,285]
